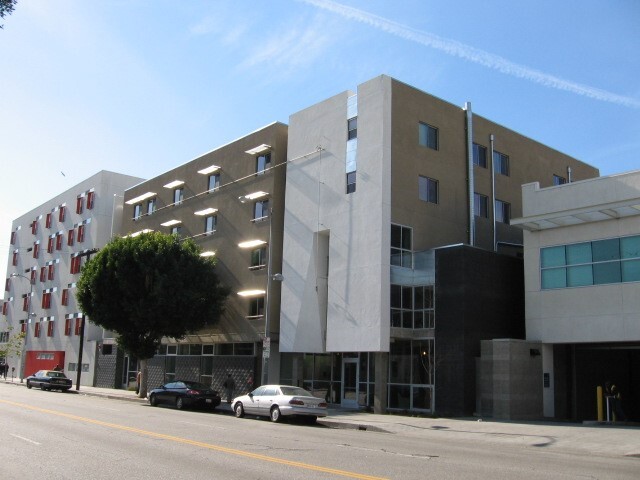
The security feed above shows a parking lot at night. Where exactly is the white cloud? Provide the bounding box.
[301,0,640,109]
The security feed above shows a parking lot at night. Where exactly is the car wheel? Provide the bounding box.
[270,406,282,423]
[40,383,47,391]
[304,416,317,424]
[26,381,32,389]
[149,394,158,407]
[234,402,245,418]
[176,397,184,410]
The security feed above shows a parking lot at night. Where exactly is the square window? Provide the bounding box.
[251,247,267,268]
[541,267,567,289]
[419,176,438,204]
[249,297,265,317]
[346,171,356,194]
[171,226,182,236]
[253,200,269,220]
[493,151,510,176]
[205,215,217,235]
[256,153,271,175]
[208,174,220,192]
[419,123,438,150]
[173,188,184,205]
[474,193,488,218]
[347,117,357,140]
[473,143,487,168]
[495,199,511,224]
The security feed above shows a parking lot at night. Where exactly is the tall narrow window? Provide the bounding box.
[23,295,29,311]
[493,151,510,176]
[70,256,81,275]
[347,117,357,140]
[419,123,438,150]
[473,143,487,168]
[47,237,54,253]
[133,204,143,219]
[474,193,488,218]
[147,198,156,215]
[86,191,95,209]
[346,171,356,194]
[208,174,220,192]
[59,206,66,222]
[56,233,63,250]
[249,297,265,317]
[253,200,269,220]
[48,264,55,281]
[31,220,38,235]
[42,292,51,309]
[418,176,438,204]
[30,269,37,284]
[47,321,55,337]
[12,250,18,266]
[61,288,69,306]
[40,267,47,283]
[33,242,40,259]
[67,229,75,246]
[77,225,85,243]
[495,199,511,224]
[251,247,267,269]
[45,213,52,228]
[10,231,16,245]
[75,317,83,335]
[205,215,217,235]
[34,322,41,338]
[65,318,72,336]
[173,188,184,205]
[391,224,412,268]
[2,301,7,316]
[76,196,84,214]
[256,153,271,175]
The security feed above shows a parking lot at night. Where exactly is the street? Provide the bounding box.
[0,383,638,479]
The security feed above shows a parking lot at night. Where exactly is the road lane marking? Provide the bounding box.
[0,399,387,480]
[10,433,41,445]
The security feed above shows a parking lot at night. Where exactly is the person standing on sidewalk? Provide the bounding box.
[223,374,235,404]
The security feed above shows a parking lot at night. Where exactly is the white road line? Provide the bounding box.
[10,434,41,445]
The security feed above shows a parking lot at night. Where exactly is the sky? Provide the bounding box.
[1,0,639,282]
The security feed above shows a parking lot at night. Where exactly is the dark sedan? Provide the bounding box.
[26,370,73,391]
[148,381,221,410]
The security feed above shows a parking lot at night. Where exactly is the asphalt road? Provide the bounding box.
[0,384,638,479]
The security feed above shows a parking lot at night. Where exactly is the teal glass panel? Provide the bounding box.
[541,246,566,268]
[566,242,592,265]
[593,262,621,284]
[592,238,620,262]
[567,265,593,287]
[541,268,566,289]
[620,236,640,259]
[622,259,640,282]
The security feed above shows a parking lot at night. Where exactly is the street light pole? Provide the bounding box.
[10,273,34,382]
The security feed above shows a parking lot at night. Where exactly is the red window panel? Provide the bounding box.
[42,292,51,309]
[2,301,8,315]
[12,251,18,266]
[30,270,37,284]
[59,206,66,222]
[21,323,27,334]
[67,229,75,246]
[47,321,55,337]
[31,220,38,235]
[70,256,81,274]
[47,237,54,253]
[10,231,16,245]
[74,317,83,335]
[33,242,40,259]
[5,278,10,292]
[34,322,41,338]
[77,225,85,243]
[40,267,47,283]
[76,197,84,214]
[48,264,55,281]
[46,213,52,228]
[56,233,63,250]
[23,296,29,311]
[86,191,95,209]
[61,288,69,306]
[64,319,72,336]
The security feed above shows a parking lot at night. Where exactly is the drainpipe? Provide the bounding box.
[464,102,474,246]
[567,166,573,183]
[490,134,496,251]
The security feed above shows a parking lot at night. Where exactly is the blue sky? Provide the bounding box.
[1,0,639,281]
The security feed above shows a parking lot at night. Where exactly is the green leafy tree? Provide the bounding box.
[76,232,229,397]
[0,0,17,29]
[0,328,25,370]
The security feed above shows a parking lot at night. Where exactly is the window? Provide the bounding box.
[253,200,269,220]
[493,151,510,176]
[2,302,7,316]
[133,204,142,219]
[346,171,356,194]
[30,270,37,284]
[391,224,412,268]
[40,267,47,283]
[147,198,156,215]
[249,296,265,317]
[418,176,438,204]
[347,117,357,140]
[251,247,267,269]
[34,322,41,338]
[59,206,66,222]
[77,225,85,243]
[10,231,16,245]
[5,278,10,292]
[31,220,38,235]
[42,292,52,309]
[23,295,29,311]
[64,319,72,336]
[48,264,55,281]
[20,322,27,334]
[33,242,40,259]
[75,317,83,336]
[256,153,271,175]
[391,284,435,329]
[47,321,55,337]
[70,256,82,275]
[56,233,63,251]
[86,191,95,209]
[474,193,488,218]
[61,288,69,306]
[205,215,217,235]
[495,199,511,224]
[67,229,75,246]
[45,213,52,228]
[553,174,567,186]
[76,196,84,214]
[47,237,54,253]
[173,188,184,205]
[473,143,487,168]
[208,174,220,192]
[418,122,438,150]
[171,226,182,236]
[12,250,18,266]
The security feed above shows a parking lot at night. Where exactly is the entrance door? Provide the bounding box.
[341,358,359,408]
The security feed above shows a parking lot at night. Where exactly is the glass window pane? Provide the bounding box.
[541,246,566,268]
[401,226,411,250]
[402,286,412,309]
[593,262,621,284]
[389,385,411,409]
[389,341,411,383]
[622,259,640,282]
[390,285,401,308]
[401,251,412,268]
[592,238,620,262]
[620,236,640,259]
[418,123,427,146]
[566,242,592,265]
[542,268,566,289]
[391,310,402,327]
[402,310,413,328]
[391,225,401,249]
[567,265,593,287]
[412,386,432,410]
[414,286,424,309]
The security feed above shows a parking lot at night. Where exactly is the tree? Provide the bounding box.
[0,328,25,369]
[76,232,229,397]
[0,0,17,29]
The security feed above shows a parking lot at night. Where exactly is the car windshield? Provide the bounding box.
[280,386,314,397]
[47,372,67,378]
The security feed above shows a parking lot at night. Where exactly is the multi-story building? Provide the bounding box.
[118,122,288,394]
[279,75,600,415]
[1,171,144,386]
[512,170,640,421]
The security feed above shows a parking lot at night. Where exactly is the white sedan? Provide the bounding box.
[232,385,328,423]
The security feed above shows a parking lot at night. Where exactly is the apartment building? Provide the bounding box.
[1,171,144,386]
[280,75,600,415]
[512,170,640,421]
[118,122,288,394]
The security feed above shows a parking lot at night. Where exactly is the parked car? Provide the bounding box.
[232,385,328,423]
[148,381,221,410]
[26,370,73,391]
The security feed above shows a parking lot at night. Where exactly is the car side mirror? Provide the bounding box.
[248,392,253,398]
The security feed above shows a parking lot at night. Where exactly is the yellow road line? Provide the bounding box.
[0,399,388,480]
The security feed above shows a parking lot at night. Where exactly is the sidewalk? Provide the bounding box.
[3,377,639,458]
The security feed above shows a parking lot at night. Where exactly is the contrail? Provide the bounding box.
[301,0,640,109]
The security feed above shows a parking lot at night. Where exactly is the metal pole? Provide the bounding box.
[262,208,273,386]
